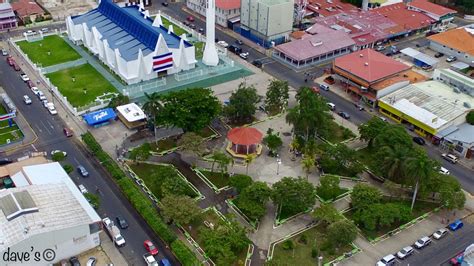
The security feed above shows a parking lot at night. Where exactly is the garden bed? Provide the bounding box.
[325,122,356,144]
[199,170,230,189]
[149,126,218,155]
[228,199,259,229]
[268,224,357,265]
[316,187,350,203]
[128,163,200,199]
[344,199,440,240]
[275,204,310,227]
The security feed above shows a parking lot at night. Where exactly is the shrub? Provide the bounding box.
[299,234,308,244]
[467,111,474,125]
[229,174,253,193]
[282,240,295,250]
[52,152,65,162]
[171,240,200,266]
[311,247,318,258]
[63,164,74,174]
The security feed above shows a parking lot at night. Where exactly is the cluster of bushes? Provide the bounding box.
[230,174,271,222]
[81,132,199,266]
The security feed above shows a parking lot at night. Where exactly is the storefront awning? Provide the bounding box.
[83,108,116,126]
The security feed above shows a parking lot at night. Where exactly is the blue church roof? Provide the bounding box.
[71,0,192,61]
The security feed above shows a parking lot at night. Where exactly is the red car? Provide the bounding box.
[187,16,194,22]
[143,240,158,256]
[63,127,73,137]
[7,57,15,66]
[13,63,20,71]
[26,80,34,88]
[450,252,464,265]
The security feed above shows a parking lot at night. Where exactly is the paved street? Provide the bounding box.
[0,48,179,265]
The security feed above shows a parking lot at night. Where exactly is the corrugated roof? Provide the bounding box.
[334,48,411,83]
[408,0,456,16]
[216,0,240,10]
[444,123,474,144]
[372,3,434,33]
[428,28,474,56]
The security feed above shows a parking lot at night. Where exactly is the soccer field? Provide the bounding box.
[46,64,118,108]
[17,35,82,67]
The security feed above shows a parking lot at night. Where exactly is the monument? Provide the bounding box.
[202,0,219,66]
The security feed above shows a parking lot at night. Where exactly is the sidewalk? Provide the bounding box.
[99,232,128,266]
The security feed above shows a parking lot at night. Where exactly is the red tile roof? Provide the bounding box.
[428,28,474,56]
[216,0,240,10]
[227,127,263,146]
[334,49,411,83]
[307,0,356,17]
[408,0,456,16]
[372,3,434,32]
[11,0,44,17]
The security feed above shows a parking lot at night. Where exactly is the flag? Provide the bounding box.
[153,52,173,72]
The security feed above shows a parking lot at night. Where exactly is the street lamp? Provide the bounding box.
[276,157,282,175]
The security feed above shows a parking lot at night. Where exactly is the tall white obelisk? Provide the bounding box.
[202,0,219,66]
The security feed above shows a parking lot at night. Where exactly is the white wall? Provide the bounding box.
[429,41,474,67]
[376,80,410,99]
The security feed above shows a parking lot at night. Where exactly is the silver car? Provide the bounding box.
[396,246,414,259]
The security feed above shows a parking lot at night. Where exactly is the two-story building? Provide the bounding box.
[0,3,18,31]
[428,26,474,67]
[186,0,240,27]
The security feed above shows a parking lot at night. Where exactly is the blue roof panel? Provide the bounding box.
[83,108,116,126]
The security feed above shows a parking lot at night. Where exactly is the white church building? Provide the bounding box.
[66,0,197,85]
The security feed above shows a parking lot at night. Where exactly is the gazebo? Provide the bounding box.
[226,127,263,157]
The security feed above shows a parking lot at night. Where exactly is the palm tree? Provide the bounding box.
[244,154,256,175]
[301,154,315,179]
[378,145,410,185]
[142,92,161,123]
[404,149,435,211]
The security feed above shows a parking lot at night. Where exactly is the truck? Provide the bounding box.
[143,253,158,266]
[102,217,126,247]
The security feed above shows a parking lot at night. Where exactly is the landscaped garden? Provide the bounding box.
[129,163,199,199]
[16,35,81,67]
[0,106,23,146]
[199,169,231,189]
[45,63,117,107]
[315,175,350,203]
[325,121,356,143]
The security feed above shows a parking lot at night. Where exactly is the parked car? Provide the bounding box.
[86,257,96,266]
[252,60,262,68]
[239,52,249,60]
[183,21,190,26]
[144,240,158,256]
[31,86,40,95]
[190,24,196,29]
[37,91,47,101]
[0,158,12,166]
[13,63,20,71]
[159,258,171,266]
[23,95,32,105]
[396,246,414,259]
[448,219,463,231]
[69,257,80,266]
[376,254,396,266]
[434,52,444,58]
[414,236,432,249]
[63,127,73,137]
[51,150,67,157]
[228,44,242,54]
[413,136,425,145]
[1,49,7,56]
[116,216,129,229]
[439,166,450,175]
[432,228,448,239]
[217,41,229,48]
[187,16,194,22]
[26,80,35,88]
[78,184,88,194]
[446,56,457,62]
[77,165,89,177]
[375,45,385,51]
[42,99,49,108]
[338,111,350,119]
[47,102,57,115]
[450,252,464,265]
[162,2,168,6]
[40,28,49,33]
[327,102,336,111]
[235,39,243,45]
[198,28,204,33]
[442,153,458,164]
[422,65,433,71]
[20,73,30,82]
[7,56,14,66]
[320,84,330,91]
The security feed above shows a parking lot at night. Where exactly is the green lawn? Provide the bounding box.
[45,64,117,107]
[129,163,198,199]
[268,224,354,265]
[193,42,204,59]
[161,16,187,36]
[200,170,230,189]
[16,35,81,67]
[325,121,356,143]
[149,127,215,153]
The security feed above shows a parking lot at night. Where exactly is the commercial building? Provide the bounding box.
[187,0,240,27]
[307,0,357,17]
[436,123,474,159]
[433,68,474,97]
[11,0,46,24]
[332,49,411,104]
[273,24,355,68]
[378,81,474,138]
[0,3,17,31]
[407,0,456,29]
[428,26,474,67]
[0,158,101,265]
[66,0,197,85]
[240,0,293,47]
[116,103,146,129]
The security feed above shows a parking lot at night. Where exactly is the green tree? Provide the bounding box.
[156,88,221,132]
[129,143,151,163]
[264,79,289,115]
[272,177,317,214]
[317,175,341,201]
[383,180,400,200]
[161,174,193,197]
[210,151,229,172]
[286,87,333,141]
[108,94,130,108]
[351,183,382,210]
[52,152,65,162]
[319,143,364,176]
[301,154,316,179]
[466,110,474,125]
[215,153,233,175]
[178,132,204,156]
[236,181,271,221]
[161,194,202,225]
[229,174,253,193]
[358,116,388,148]
[374,125,412,149]
[439,176,466,212]
[377,144,411,184]
[142,92,161,122]
[84,192,100,209]
[63,164,74,174]
[312,204,342,225]
[326,220,358,248]
[263,129,283,156]
[224,83,259,124]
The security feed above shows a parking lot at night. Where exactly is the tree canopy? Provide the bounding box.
[272,177,317,213]
[351,183,382,210]
[466,110,474,125]
[263,128,283,156]
[161,194,201,225]
[265,79,289,115]
[317,175,342,201]
[358,117,388,148]
[312,204,342,225]
[224,83,259,124]
[156,88,221,132]
[229,174,253,193]
[236,181,272,221]
[326,220,358,248]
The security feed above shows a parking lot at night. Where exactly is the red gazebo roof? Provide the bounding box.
[227,127,263,146]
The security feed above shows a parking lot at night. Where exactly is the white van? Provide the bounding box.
[319,84,330,91]
[327,103,335,111]
[439,166,450,175]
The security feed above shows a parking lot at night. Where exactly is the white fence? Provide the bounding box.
[122,77,167,98]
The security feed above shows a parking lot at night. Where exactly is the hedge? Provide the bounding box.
[81,132,200,265]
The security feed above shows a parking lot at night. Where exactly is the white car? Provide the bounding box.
[376,254,396,266]
[31,86,40,95]
[439,166,450,175]
[433,228,448,239]
[47,102,57,115]
[1,49,7,56]
[239,52,249,60]
[414,236,432,249]
[446,56,457,62]
[51,150,67,157]
[23,95,32,105]
[37,91,47,101]
[396,246,414,259]
[78,184,88,194]
[217,41,229,48]
[20,73,30,82]
[42,99,49,108]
